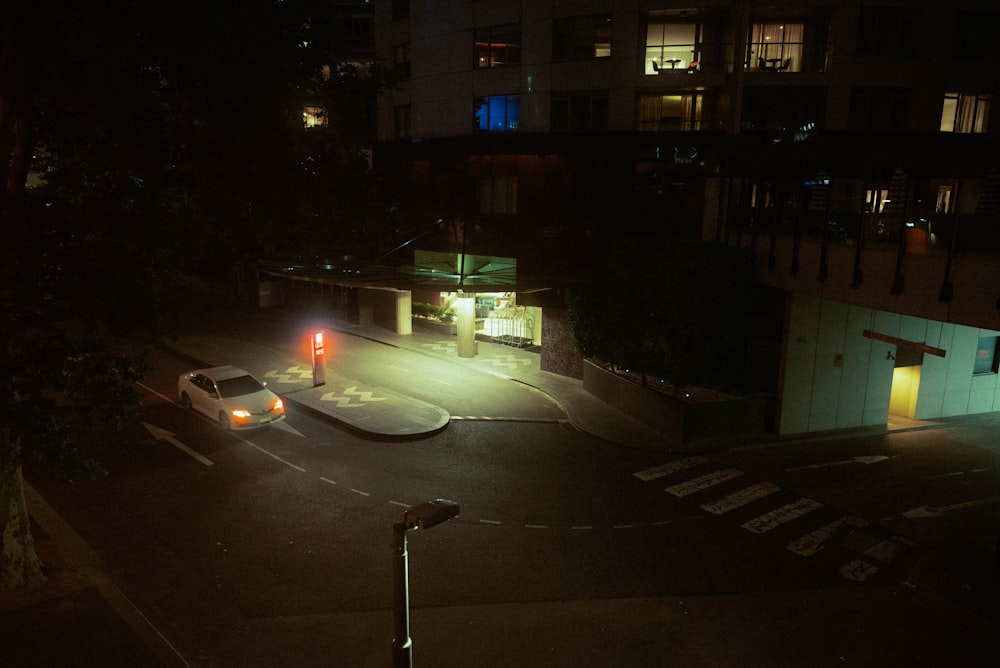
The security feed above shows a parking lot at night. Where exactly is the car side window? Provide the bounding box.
[204,379,217,396]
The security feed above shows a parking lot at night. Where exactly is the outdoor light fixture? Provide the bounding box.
[392,499,460,668]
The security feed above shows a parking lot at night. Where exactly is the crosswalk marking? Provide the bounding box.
[741,497,823,534]
[786,515,861,556]
[700,481,780,514]
[665,468,743,497]
[633,454,912,584]
[633,456,710,481]
[840,559,880,581]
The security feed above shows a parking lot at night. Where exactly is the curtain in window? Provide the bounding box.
[638,96,662,130]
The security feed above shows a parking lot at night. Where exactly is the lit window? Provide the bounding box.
[646,22,698,74]
[747,23,803,72]
[940,92,990,133]
[973,336,999,375]
[474,25,521,68]
[865,188,890,214]
[303,106,327,128]
[474,95,520,133]
[637,94,703,131]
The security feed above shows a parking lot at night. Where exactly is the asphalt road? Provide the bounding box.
[22,337,1000,667]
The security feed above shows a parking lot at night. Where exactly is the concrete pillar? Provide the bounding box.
[456,295,476,358]
[358,288,375,326]
[395,290,412,335]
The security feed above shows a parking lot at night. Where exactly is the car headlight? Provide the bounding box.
[232,409,252,419]
[272,398,283,411]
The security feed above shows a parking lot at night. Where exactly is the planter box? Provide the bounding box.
[583,360,771,443]
[411,317,457,336]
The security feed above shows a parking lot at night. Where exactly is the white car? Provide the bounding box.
[178,365,285,430]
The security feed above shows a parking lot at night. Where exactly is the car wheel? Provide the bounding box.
[180,392,192,410]
[218,411,230,430]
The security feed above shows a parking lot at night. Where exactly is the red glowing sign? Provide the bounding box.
[313,331,325,355]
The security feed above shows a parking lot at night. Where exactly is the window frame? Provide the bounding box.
[474,94,521,133]
[973,336,999,375]
[551,91,609,132]
[645,21,700,74]
[474,24,521,69]
[940,92,991,134]
[552,14,613,62]
[637,93,705,132]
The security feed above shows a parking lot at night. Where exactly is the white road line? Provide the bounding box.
[351,489,370,497]
[525,524,548,529]
[571,526,594,530]
[320,477,337,485]
[142,423,214,467]
[234,436,307,472]
[742,498,823,534]
[137,382,174,404]
[633,456,710,481]
[139,382,306,471]
[665,468,743,497]
[388,500,409,508]
[700,481,780,514]
[479,519,502,525]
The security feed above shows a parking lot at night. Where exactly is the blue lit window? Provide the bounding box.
[475,95,520,132]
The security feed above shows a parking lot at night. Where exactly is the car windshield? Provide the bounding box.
[216,375,264,398]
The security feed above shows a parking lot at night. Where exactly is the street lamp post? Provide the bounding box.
[392,499,460,668]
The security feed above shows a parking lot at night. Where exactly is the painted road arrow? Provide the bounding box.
[786,455,895,472]
[143,422,214,466]
[895,496,1000,519]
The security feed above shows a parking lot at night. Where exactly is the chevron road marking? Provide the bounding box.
[320,386,386,408]
[264,365,313,383]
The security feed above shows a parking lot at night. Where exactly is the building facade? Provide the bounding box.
[366,0,1000,435]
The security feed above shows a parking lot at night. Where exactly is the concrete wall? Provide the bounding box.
[583,360,771,443]
[779,293,1000,434]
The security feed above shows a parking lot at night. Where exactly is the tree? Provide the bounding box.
[566,239,756,393]
[1,4,176,591]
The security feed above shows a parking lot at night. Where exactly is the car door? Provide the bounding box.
[192,374,221,418]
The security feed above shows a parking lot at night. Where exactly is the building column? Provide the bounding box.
[395,290,412,335]
[358,288,375,326]
[456,295,476,358]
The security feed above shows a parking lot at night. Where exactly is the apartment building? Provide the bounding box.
[365,0,1000,435]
